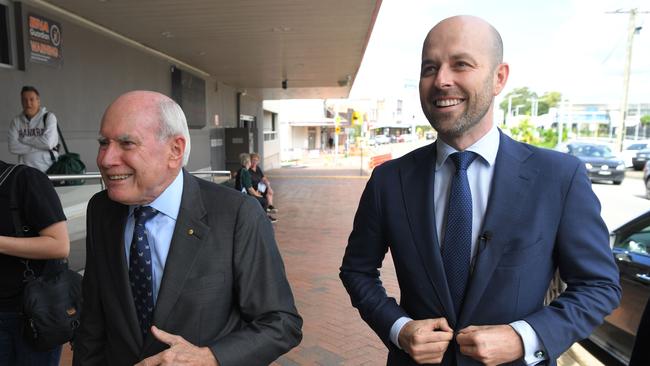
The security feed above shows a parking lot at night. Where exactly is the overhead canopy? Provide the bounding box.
[32,0,382,100]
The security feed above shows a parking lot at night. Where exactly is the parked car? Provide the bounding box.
[373,134,391,145]
[622,141,650,168]
[567,142,626,185]
[425,131,436,140]
[589,210,650,365]
[633,149,650,171]
[644,161,650,200]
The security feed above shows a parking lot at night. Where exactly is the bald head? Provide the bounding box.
[423,15,503,69]
[102,90,191,165]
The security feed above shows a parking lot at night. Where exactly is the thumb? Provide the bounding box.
[150,326,182,346]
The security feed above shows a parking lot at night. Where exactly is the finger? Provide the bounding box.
[136,352,164,366]
[455,331,475,345]
[457,325,480,334]
[150,326,184,346]
[458,343,478,357]
[431,317,453,333]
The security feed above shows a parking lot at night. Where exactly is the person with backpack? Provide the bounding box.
[8,86,60,173]
[0,161,70,365]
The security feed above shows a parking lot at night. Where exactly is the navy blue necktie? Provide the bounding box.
[441,151,477,317]
[129,206,158,338]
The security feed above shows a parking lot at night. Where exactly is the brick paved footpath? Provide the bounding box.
[60,166,600,365]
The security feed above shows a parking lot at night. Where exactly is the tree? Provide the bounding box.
[500,88,562,120]
[641,114,650,126]
[538,91,562,115]
[499,87,535,119]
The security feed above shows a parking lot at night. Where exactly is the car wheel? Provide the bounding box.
[613,179,622,185]
[646,180,650,200]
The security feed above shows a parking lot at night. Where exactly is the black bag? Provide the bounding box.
[0,164,83,351]
[21,260,82,351]
[44,113,86,186]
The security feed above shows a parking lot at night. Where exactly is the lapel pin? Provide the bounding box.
[188,229,194,236]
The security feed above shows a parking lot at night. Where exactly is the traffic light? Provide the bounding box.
[352,111,362,126]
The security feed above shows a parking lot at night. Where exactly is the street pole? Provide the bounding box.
[615,9,636,152]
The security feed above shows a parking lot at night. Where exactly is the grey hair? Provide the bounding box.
[239,153,251,166]
[157,99,191,166]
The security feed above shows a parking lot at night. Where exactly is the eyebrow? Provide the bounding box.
[97,134,136,143]
[421,52,479,66]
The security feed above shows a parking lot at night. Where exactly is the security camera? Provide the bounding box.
[282,79,288,89]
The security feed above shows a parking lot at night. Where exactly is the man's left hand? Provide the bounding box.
[135,326,219,366]
[456,324,523,366]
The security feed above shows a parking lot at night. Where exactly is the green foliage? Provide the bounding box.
[538,91,562,115]
[503,118,569,148]
[641,114,650,126]
[499,88,562,120]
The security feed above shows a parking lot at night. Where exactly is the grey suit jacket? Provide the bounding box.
[73,170,302,365]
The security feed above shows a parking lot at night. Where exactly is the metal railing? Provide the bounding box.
[47,170,232,189]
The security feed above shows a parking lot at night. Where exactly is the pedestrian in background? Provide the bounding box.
[340,15,620,366]
[249,152,278,213]
[8,86,60,172]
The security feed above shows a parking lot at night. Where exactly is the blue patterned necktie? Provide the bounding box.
[129,206,158,338]
[441,151,477,317]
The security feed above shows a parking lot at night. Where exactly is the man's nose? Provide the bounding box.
[98,144,120,167]
[433,65,453,89]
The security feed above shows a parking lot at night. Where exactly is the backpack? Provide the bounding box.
[44,113,86,186]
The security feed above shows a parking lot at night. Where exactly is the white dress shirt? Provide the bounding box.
[389,125,547,365]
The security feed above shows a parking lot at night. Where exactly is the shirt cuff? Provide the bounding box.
[510,320,548,365]
[389,316,413,349]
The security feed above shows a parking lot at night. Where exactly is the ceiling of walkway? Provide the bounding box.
[34,0,382,100]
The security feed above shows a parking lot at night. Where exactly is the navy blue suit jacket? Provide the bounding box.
[340,132,621,365]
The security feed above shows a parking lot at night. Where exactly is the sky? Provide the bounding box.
[350,0,650,106]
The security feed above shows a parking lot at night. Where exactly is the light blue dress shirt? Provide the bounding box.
[389,125,547,365]
[124,171,183,304]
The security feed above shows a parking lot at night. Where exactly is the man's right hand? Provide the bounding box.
[398,318,454,364]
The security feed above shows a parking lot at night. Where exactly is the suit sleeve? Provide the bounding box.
[73,199,108,366]
[339,172,408,347]
[209,197,302,365]
[524,161,621,359]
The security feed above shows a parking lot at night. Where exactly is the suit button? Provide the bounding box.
[188,229,194,235]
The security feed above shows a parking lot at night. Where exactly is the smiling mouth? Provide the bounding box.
[435,98,464,108]
[107,174,132,181]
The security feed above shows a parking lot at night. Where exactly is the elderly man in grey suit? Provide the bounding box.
[73,90,302,366]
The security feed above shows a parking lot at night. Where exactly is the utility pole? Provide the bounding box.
[608,8,649,152]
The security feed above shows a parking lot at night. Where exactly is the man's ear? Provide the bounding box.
[493,62,510,95]
[168,135,186,168]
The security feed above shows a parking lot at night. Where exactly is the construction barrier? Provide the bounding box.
[368,153,392,170]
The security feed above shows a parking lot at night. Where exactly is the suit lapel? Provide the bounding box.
[104,201,144,350]
[459,132,538,325]
[400,143,456,323]
[145,170,210,349]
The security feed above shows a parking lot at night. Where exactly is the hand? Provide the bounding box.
[398,318,454,364]
[135,326,219,366]
[456,324,524,366]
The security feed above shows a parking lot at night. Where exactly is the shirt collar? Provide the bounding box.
[435,124,500,171]
[129,170,184,220]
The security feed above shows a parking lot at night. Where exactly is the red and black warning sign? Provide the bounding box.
[28,13,63,67]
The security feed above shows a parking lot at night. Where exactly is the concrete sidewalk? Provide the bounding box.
[60,165,601,365]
